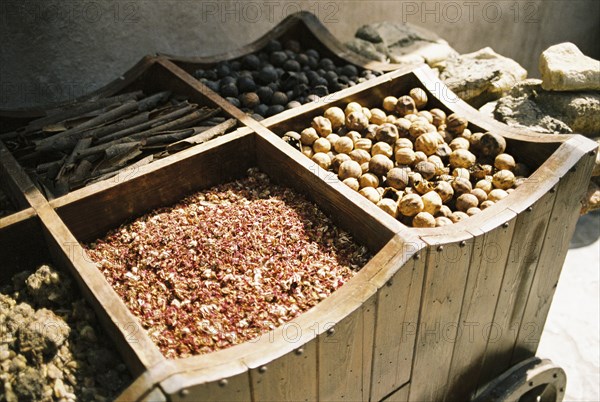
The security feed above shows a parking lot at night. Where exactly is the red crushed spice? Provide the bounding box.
[85,168,371,358]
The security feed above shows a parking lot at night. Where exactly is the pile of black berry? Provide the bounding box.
[194,39,382,119]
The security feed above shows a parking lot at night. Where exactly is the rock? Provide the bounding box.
[582,179,600,214]
[535,90,600,135]
[539,42,600,91]
[25,265,72,307]
[13,367,44,401]
[345,38,387,62]
[347,22,457,65]
[593,138,600,177]
[17,309,70,363]
[494,79,600,136]
[436,47,528,108]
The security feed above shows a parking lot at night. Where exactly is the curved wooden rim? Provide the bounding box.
[160,11,406,72]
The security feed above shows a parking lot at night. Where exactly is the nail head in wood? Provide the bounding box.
[503,222,509,228]
[527,206,533,212]
[570,167,576,173]
[437,245,444,251]
[179,389,189,397]
[550,187,556,193]
[386,280,393,287]
[258,365,267,373]
[413,253,420,260]
[295,348,304,355]
[327,327,335,336]
[218,379,228,387]
[459,241,466,247]
[589,150,596,156]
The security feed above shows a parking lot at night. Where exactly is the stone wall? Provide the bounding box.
[1,0,598,108]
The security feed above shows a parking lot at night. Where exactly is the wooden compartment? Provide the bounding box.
[1,57,245,201]
[256,65,597,400]
[0,209,137,400]
[51,128,421,401]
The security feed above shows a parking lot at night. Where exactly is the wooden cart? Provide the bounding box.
[0,12,596,402]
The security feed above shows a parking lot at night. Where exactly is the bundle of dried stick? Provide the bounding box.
[1,91,237,198]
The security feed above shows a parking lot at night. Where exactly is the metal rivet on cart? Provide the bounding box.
[258,366,267,373]
[219,379,228,387]
[295,348,304,355]
[503,222,509,228]
[437,245,444,252]
[527,206,533,212]
[180,389,189,397]
[327,327,335,336]
[459,241,466,247]
[413,253,420,260]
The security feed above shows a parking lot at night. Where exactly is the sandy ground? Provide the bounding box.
[537,213,600,401]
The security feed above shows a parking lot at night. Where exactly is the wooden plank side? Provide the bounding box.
[250,338,317,402]
[476,189,557,388]
[443,211,517,401]
[408,239,472,402]
[382,382,410,402]
[318,294,376,401]
[161,370,251,402]
[36,203,165,375]
[512,150,596,364]
[370,255,426,402]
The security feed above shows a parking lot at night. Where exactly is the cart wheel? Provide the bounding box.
[471,357,566,402]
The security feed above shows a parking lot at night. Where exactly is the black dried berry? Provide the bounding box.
[237,76,256,93]
[270,91,288,106]
[220,83,238,98]
[270,51,288,66]
[257,66,278,84]
[341,64,358,78]
[216,62,231,78]
[256,86,273,103]
[282,59,301,72]
[242,54,260,70]
[306,49,319,59]
[265,39,282,53]
[311,85,329,97]
[254,104,269,116]
[319,58,336,71]
[266,104,285,116]
[226,97,241,108]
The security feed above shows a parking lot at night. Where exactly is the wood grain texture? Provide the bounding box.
[408,239,472,402]
[318,294,376,401]
[0,141,47,209]
[382,382,410,402]
[161,369,251,402]
[370,254,426,402]
[250,338,318,402]
[511,143,596,364]
[138,387,168,402]
[443,209,517,401]
[476,189,557,389]
[35,202,165,375]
